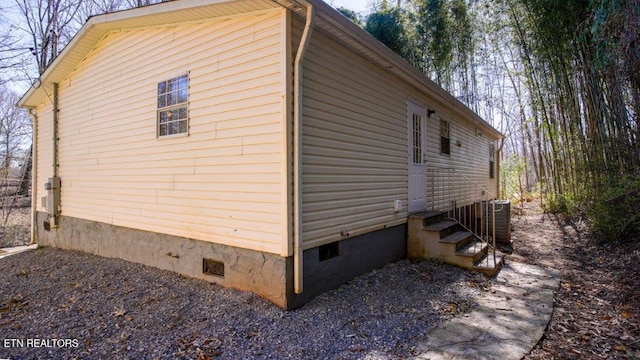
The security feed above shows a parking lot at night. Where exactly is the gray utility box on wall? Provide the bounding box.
[44,176,61,216]
[478,200,511,244]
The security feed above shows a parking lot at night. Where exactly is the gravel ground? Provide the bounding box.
[0,247,489,359]
[0,206,31,248]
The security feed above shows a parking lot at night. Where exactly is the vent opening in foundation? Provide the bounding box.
[203,258,225,277]
[319,242,340,262]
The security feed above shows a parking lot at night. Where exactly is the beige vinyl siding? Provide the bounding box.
[279,9,293,257]
[35,98,54,209]
[424,114,499,211]
[300,25,409,249]
[297,21,500,249]
[47,9,286,254]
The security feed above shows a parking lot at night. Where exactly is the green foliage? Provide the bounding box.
[500,153,526,201]
[364,6,423,68]
[588,175,640,242]
[347,0,479,105]
[365,9,405,54]
[337,7,362,27]
[417,0,453,82]
[542,194,577,214]
[589,0,622,70]
[449,0,473,63]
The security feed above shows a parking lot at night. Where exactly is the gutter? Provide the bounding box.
[293,1,314,294]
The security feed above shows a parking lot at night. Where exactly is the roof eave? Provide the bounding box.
[301,0,503,139]
[19,0,280,108]
[19,0,504,140]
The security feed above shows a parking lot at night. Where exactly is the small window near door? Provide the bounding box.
[489,143,496,179]
[440,119,450,155]
[412,113,424,164]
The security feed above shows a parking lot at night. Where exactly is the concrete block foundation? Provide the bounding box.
[288,224,407,308]
[36,212,407,309]
[36,212,289,307]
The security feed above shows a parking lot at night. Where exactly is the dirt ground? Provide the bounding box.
[507,200,640,359]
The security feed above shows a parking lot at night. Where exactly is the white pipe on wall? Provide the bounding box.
[293,1,315,294]
[27,108,38,245]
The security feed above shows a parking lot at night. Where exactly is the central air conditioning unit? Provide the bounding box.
[477,200,511,244]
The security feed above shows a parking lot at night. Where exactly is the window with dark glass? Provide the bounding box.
[489,143,496,179]
[440,119,450,155]
[157,74,188,137]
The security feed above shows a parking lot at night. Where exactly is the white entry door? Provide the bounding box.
[408,101,427,212]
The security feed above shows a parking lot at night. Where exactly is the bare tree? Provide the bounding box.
[0,86,32,225]
[124,0,162,8]
[13,0,167,79]
[0,32,25,82]
[0,2,30,84]
[14,0,83,74]
[0,90,31,171]
[75,0,126,28]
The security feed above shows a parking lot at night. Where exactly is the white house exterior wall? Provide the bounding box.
[424,112,499,210]
[35,101,54,206]
[37,9,288,255]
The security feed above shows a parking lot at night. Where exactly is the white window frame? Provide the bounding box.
[440,119,451,155]
[157,73,189,137]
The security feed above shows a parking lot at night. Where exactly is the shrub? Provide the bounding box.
[588,175,640,242]
[542,193,577,214]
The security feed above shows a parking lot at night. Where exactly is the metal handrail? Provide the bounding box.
[426,167,503,267]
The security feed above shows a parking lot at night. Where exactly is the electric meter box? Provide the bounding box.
[45,176,61,216]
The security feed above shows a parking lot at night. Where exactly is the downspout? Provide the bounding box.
[497,138,505,198]
[293,2,315,294]
[27,108,38,245]
[46,83,61,229]
[53,83,59,178]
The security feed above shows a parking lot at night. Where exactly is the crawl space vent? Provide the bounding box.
[319,242,340,262]
[202,258,225,278]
